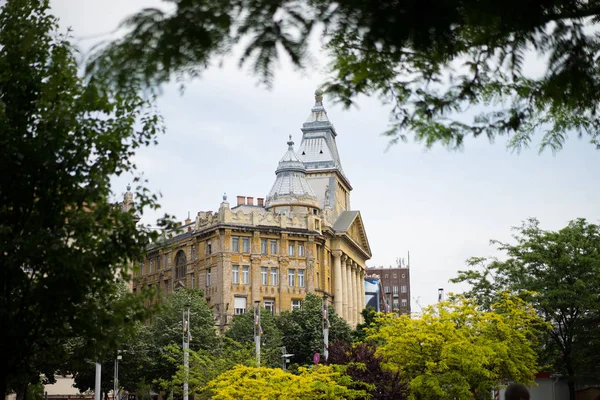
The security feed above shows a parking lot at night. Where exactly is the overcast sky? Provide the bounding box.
[51,0,600,309]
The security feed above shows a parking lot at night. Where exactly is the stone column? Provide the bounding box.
[332,250,343,316]
[345,257,352,324]
[306,237,315,292]
[360,269,366,322]
[341,254,348,320]
[351,262,358,327]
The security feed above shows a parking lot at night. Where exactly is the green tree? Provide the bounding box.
[452,218,600,400]
[225,307,283,368]
[277,294,351,366]
[88,0,600,152]
[368,294,546,400]
[206,364,365,400]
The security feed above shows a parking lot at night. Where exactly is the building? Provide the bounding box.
[366,259,411,315]
[131,90,372,328]
[364,275,389,313]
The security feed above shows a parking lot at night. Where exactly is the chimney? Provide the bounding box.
[246,196,254,205]
[257,198,264,206]
[236,195,245,206]
[184,211,191,225]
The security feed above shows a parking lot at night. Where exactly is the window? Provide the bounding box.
[401,298,408,307]
[261,239,268,255]
[165,253,169,269]
[393,299,399,309]
[232,265,239,284]
[393,286,398,294]
[164,280,169,296]
[316,272,319,289]
[206,268,212,287]
[232,237,240,252]
[206,243,212,255]
[141,262,145,276]
[261,267,268,285]
[242,237,250,253]
[270,268,278,285]
[401,285,407,293]
[291,299,302,310]
[191,245,197,260]
[288,242,295,256]
[298,270,305,287]
[385,274,388,279]
[242,266,250,284]
[402,274,406,279]
[264,299,275,315]
[157,257,161,270]
[149,259,153,273]
[270,240,277,254]
[288,269,295,286]
[190,273,195,289]
[234,296,247,315]
[175,250,187,279]
[384,286,390,293]
[298,243,305,257]
[393,274,397,279]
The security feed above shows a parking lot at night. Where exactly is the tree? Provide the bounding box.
[0,0,167,395]
[225,307,283,368]
[205,364,365,400]
[353,306,380,343]
[277,294,351,365]
[328,341,408,400]
[452,218,600,400]
[367,295,546,400]
[87,0,600,153]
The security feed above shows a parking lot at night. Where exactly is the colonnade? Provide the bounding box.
[332,250,365,326]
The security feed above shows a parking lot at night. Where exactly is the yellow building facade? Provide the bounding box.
[132,90,372,328]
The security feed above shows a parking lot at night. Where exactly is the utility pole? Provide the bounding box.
[182,307,191,400]
[254,301,262,367]
[322,296,330,362]
[94,363,101,400]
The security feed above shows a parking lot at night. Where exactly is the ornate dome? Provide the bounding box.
[265,136,320,211]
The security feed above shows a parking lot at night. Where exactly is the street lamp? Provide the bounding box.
[281,346,294,371]
[113,352,122,400]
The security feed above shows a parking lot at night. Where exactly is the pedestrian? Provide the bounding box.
[505,383,530,400]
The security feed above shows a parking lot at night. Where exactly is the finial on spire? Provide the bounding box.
[126,183,131,192]
[314,88,323,104]
[223,192,227,201]
[287,135,294,149]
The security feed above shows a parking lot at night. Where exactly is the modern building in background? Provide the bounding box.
[131,90,372,329]
[364,275,389,313]
[366,257,411,315]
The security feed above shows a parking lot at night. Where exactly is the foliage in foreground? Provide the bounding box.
[368,295,547,400]
[88,0,600,152]
[452,218,600,400]
[0,0,166,396]
[206,364,365,400]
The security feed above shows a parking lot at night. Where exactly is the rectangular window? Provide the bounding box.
[234,296,247,315]
[270,268,278,285]
[232,237,240,252]
[206,268,212,287]
[384,286,390,293]
[261,267,268,285]
[298,270,305,287]
[165,253,169,269]
[242,237,250,253]
[149,259,153,274]
[401,298,408,307]
[401,285,407,293]
[291,299,302,310]
[264,299,275,315]
[190,273,195,289]
[157,257,161,271]
[298,243,305,257]
[288,269,295,287]
[242,266,250,284]
[141,262,145,276]
[393,299,399,309]
[206,243,212,255]
[191,245,197,260]
[270,240,277,254]
[288,242,295,256]
[232,265,239,284]
[164,280,169,296]
[261,239,268,255]
[393,286,399,294]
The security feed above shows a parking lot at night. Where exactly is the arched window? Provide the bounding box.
[175,250,187,280]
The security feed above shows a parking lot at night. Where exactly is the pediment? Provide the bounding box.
[333,211,372,258]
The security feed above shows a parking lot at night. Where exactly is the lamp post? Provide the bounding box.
[322,296,330,362]
[113,352,122,400]
[182,306,191,400]
[254,301,262,367]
